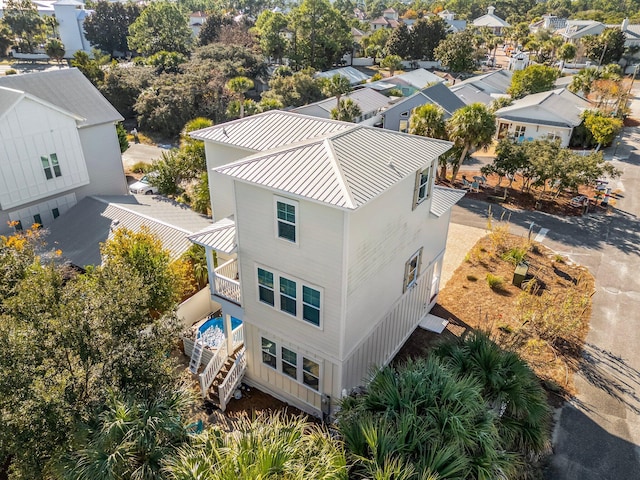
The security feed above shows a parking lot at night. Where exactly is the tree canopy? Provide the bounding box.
[582,28,626,65]
[434,30,477,73]
[82,0,140,57]
[127,1,192,56]
[3,0,44,53]
[508,64,558,99]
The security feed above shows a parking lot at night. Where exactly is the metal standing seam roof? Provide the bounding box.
[0,68,123,127]
[430,186,466,217]
[315,66,371,85]
[214,126,452,210]
[187,217,237,254]
[189,110,353,151]
[293,88,391,118]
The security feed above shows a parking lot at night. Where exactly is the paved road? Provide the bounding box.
[121,143,166,171]
[450,89,640,479]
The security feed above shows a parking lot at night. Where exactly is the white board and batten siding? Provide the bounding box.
[233,181,346,360]
[342,254,443,390]
[0,97,89,211]
[243,322,338,415]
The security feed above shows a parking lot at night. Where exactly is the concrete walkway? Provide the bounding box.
[441,223,486,288]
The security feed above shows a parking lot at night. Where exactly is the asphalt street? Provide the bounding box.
[449,88,640,479]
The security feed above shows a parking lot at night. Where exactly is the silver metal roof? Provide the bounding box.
[188,217,236,253]
[430,186,466,217]
[189,110,352,151]
[0,86,22,117]
[292,88,391,119]
[495,88,590,127]
[215,126,452,210]
[315,66,370,85]
[0,68,123,127]
[46,195,212,267]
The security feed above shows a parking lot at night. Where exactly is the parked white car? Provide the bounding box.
[129,174,158,195]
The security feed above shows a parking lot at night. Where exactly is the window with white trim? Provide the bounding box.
[403,248,423,292]
[260,337,321,391]
[413,163,433,209]
[41,154,62,180]
[514,125,526,139]
[256,267,322,327]
[275,197,297,243]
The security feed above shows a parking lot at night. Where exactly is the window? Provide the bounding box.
[256,267,323,328]
[279,277,297,316]
[514,125,526,139]
[413,163,433,209]
[33,214,42,226]
[276,199,297,243]
[302,286,321,326]
[41,154,62,180]
[399,119,409,133]
[52,208,60,219]
[303,357,320,390]
[260,337,321,391]
[281,347,297,379]
[14,220,23,232]
[403,248,423,292]
[258,268,275,306]
[261,337,277,369]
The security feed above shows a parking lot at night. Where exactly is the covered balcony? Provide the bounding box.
[213,257,241,305]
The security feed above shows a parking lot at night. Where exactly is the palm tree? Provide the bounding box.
[225,76,254,118]
[45,38,65,65]
[59,387,195,480]
[330,98,362,122]
[380,54,403,77]
[569,67,601,96]
[409,104,449,178]
[557,43,577,71]
[322,74,352,110]
[167,413,348,479]
[446,103,496,182]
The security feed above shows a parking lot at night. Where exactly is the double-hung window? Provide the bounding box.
[403,248,423,292]
[41,154,62,180]
[257,267,322,327]
[413,163,433,209]
[261,337,321,391]
[275,198,297,243]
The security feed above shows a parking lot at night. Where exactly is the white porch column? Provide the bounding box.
[224,313,234,354]
[206,248,216,297]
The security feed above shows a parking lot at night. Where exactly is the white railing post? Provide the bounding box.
[218,347,246,411]
[232,324,244,348]
[224,313,233,355]
[198,342,228,398]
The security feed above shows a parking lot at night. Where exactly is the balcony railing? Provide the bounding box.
[214,258,241,305]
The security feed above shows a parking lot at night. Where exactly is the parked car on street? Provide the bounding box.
[129,173,158,195]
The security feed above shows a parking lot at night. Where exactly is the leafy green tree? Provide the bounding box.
[289,0,352,70]
[385,23,411,58]
[191,172,211,216]
[145,50,187,74]
[44,38,65,63]
[225,76,254,118]
[330,98,362,122]
[82,0,140,57]
[434,30,477,73]
[3,0,44,53]
[262,69,324,107]
[71,50,105,85]
[191,42,266,79]
[100,64,154,117]
[197,11,233,46]
[490,96,513,113]
[508,64,558,99]
[446,103,496,181]
[116,122,129,153]
[410,15,448,61]
[380,54,403,77]
[253,10,288,63]
[481,138,529,188]
[0,21,12,57]
[361,26,390,58]
[167,413,348,479]
[569,66,601,96]
[128,1,192,56]
[557,42,577,67]
[321,73,352,109]
[582,109,624,151]
[59,387,194,480]
[582,28,626,65]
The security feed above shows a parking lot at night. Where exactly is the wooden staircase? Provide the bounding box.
[197,345,246,412]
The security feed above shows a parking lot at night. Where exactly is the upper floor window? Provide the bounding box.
[403,248,423,292]
[275,197,297,243]
[279,277,297,316]
[413,162,433,209]
[41,154,62,180]
[258,268,275,306]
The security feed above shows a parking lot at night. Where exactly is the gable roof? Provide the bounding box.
[450,84,494,105]
[0,85,85,123]
[394,69,445,88]
[451,69,513,95]
[292,88,390,119]
[0,68,122,128]
[495,88,590,127]
[214,125,452,210]
[473,8,509,28]
[315,66,370,85]
[190,110,352,151]
[45,195,212,267]
[381,82,466,120]
[188,216,236,253]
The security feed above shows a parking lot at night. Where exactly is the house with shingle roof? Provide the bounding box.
[292,88,390,125]
[473,6,510,35]
[185,110,465,415]
[0,68,127,236]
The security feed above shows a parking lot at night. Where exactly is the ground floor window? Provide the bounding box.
[260,336,321,391]
[261,337,277,368]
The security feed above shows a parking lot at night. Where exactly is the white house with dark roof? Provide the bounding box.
[494,88,591,147]
[472,6,510,35]
[0,68,128,235]
[185,111,465,415]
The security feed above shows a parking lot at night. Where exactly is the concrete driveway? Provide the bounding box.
[449,86,640,479]
[121,143,166,171]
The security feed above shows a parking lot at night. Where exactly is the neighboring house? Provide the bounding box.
[451,83,495,105]
[0,68,128,235]
[45,195,213,267]
[438,9,467,32]
[472,6,510,35]
[494,88,590,147]
[367,68,445,96]
[508,51,531,71]
[315,66,370,86]
[189,11,208,37]
[187,110,465,416]
[292,88,390,125]
[380,82,466,132]
[530,14,567,34]
[450,69,513,97]
[370,8,401,30]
